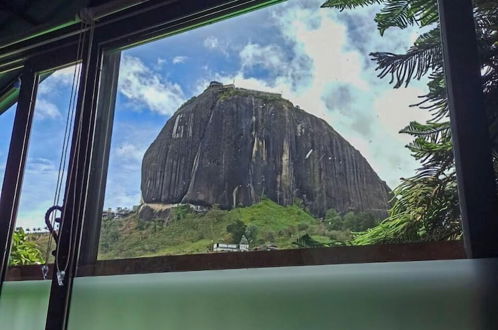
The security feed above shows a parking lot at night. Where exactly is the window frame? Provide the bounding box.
[0,45,82,284]
[77,0,496,267]
[6,240,465,281]
[0,0,496,329]
[0,45,84,330]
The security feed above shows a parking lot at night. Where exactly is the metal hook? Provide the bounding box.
[45,205,63,243]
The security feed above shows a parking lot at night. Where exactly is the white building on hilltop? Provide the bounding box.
[213,235,249,252]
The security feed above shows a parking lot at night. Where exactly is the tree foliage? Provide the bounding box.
[245,225,259,244]
[293,234,324,248]
[322,0,439,35]
[226,220,247,243]
[325,209,380,232]
[10,229,45,266]
[323,0,498,244]
[100,217,121,253]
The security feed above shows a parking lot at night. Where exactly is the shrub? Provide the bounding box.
[325,208,343,230]
[10,229,44,266]
[226,220,247,243]
[264,231,275,242]
[297,223,309,232]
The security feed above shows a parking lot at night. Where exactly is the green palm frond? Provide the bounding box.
[414,28,441,47]
[322,0,497,245]
[370,40,442,88]
[400,121,449,137]
[373,0,438,35]
[321,0,384,10]
[412,71,448,121]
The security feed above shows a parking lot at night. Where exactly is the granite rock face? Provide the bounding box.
[141,83,390,217]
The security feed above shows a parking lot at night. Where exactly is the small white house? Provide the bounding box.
[239,235,249,251]
[213,243,240,252]
[213,235,249,252]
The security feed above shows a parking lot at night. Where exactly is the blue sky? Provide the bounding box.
[0,0,432,229]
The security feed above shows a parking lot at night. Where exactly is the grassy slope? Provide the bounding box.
[27,232,53,263]
[98,199,351,260]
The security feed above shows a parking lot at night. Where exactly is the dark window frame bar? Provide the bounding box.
[0,0,282,74]
[5,240,465,281]
[438,0,498,258]
[0,44,82,290]
[0,63,38,289]
[0,0,495,329]
[44,29,99,329]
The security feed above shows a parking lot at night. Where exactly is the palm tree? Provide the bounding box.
[322,0,498,243]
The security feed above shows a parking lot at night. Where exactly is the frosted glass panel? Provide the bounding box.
[0,280,50,330]
[68,259,494,330]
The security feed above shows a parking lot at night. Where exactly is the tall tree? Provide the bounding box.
[322,0,498,244]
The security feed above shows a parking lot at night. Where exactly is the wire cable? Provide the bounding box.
[42,22,85,275]
[54,18,96,285]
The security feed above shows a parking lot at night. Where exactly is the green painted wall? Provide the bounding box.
[0,280,51,330]
[67,260,487,330]
[1,260,496,329]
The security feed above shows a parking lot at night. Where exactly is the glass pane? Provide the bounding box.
[95,0,461,262]
[69,259,480,330]
[474,1,498,198]
[6,64,80,273]
[1,64,81,330]
[0,103,16,198]
[0,280,51,330]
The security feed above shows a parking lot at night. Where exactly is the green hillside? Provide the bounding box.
[98,199,361,260]
[19,199,379,263]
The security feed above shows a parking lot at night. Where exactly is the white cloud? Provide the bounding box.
[103,184,141,209]
[35,99,62,120]
[155,57,167,69]
[38,64,81,97]
[200,1,429,188]
[172,56,188,64]
[26,157,57,173]
[203,36,230,56]
[99,0,433,208]
[219,3,367,116]
[10,65,83,228]
[275,5,368,91]
[17,157,61,228]
[52,65,80,85]
[374,87,431,143]
[103,122,162,209]
[204,36,219,49]
[115,143,144,162]
[240,43,287,72]
[118,55,185,115]
[220,3,368,113]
